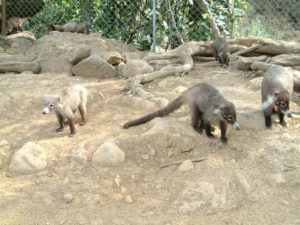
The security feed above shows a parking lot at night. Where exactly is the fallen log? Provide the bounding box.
[0,60,41,74]
[270,54,300,67]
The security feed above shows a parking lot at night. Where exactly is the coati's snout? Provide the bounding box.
[42,107,50,114]
[221,103,240,130]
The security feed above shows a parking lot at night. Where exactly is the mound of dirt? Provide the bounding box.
[26,32,141,73]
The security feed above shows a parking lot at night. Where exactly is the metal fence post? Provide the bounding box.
[152,0,156,53]
[1,0,7,35]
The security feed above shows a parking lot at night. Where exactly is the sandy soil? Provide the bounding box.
[1,38,300,225]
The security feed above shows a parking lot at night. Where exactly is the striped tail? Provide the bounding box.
[123,96,185,129]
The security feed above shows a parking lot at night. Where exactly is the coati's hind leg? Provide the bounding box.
[55,113,64,132]
[278,112,286,127]
[205,122,215,139]
[78,104,87,125]
[219,120,228,143]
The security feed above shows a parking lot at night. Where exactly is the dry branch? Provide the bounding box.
[230,41,264,60]
[160,157,206,168]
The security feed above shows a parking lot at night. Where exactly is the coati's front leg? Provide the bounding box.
[68,117,76,136]
[263,108,272,128]
[205,122,215,139]
[55,112,64,132]
[278,112,286,127]
[219,120,228,143]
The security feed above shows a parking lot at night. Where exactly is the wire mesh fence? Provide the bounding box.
[1,0,300,50]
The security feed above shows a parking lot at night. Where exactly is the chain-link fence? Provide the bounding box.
[1,0,300,50]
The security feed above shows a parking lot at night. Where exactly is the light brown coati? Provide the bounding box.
[42,85,88,136]
[213,36,230,68]
[50,21,89,34]
[261,65,294,128]
[123,83,240,143]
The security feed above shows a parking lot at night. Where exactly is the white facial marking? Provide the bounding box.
[213,109,220,115]
[261,95,275,111]
[42,107,50,114]
[233,122,240,130]
[282,110,292,118]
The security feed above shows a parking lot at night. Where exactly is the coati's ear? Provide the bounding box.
[219,104,226,111]
[273,90,280,97]
[213,104,226,115]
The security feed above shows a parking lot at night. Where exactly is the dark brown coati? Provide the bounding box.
[42,85,88,136]
[261,65,294,128]
[213,36,230,68]
[50,21,89,34]
[123,83,240,143]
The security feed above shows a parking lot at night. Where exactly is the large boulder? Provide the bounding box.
[92,142,125,167]
[71,55,117,78]
[9,142,47,174]
[67,44,91,65]
[121,59,154,78]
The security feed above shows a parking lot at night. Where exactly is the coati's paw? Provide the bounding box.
[280,121,287,127]
[265,124,272,129]
[68,132,75,137]
[56,127,64,132]
[207,134,215,139]
[79,122,86,126]
[221,137,228,144]
[193,127,203,134]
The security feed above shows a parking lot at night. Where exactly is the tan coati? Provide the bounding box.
[50,21,89,34]
[123,83,240,143]
[42,85,88,136]
[261,65,294,128]
[213,36,230,68]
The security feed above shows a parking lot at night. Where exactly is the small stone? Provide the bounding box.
[63,177,70,185]
[125,195,134,204]
[130,175,136,180]
[141,154,149,160]
[71,144,88,165]
[67,44,91,65]
[112,193,123,201]
[92,142,125,167]
[114,174,121,187]
[150,148,156,156]
[62,193,74,203]
[177,160,194,171]
[167,151,174,157]
[268,173,286,187]
[121,187,127,194]
[9,142,47,174]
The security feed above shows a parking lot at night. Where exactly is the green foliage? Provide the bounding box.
[24,0,249,49]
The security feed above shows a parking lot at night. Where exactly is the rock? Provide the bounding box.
[7,31,36,53]
[268,173,286,187]
[62,193,74,203]
[71,142,88,165]
[9,142,47,174]
[72,55,117,78]
[92,142,125,167]
[173,182,225,214]
[122,59,154,78]
[177,160,194,171]
[248,77,262,91]
[121,187,127,194]
[0,140,11,169]
[67,44,91,65]
[125,195,134,204]
[114,174,122,187]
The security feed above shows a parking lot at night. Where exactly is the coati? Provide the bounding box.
[261,65,294,128]
[123,83,240,143]
[213,36,230,68]
[6,17,30,34]
[50,21,89,34]
[42,85,88,136]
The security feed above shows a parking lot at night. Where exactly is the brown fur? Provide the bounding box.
[213,37,230,68]
[261,65,294,128]
[50,22,89,34]
[123,83,240,143]
[42,85,88,136]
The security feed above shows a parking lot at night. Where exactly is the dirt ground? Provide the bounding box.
[1,35,300,225]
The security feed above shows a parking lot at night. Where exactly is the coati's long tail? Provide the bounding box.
[123,96,185,129]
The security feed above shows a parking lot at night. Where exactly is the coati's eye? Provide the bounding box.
[227,115,233,120]
[49,104,54,108]
[280,101,286,107]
